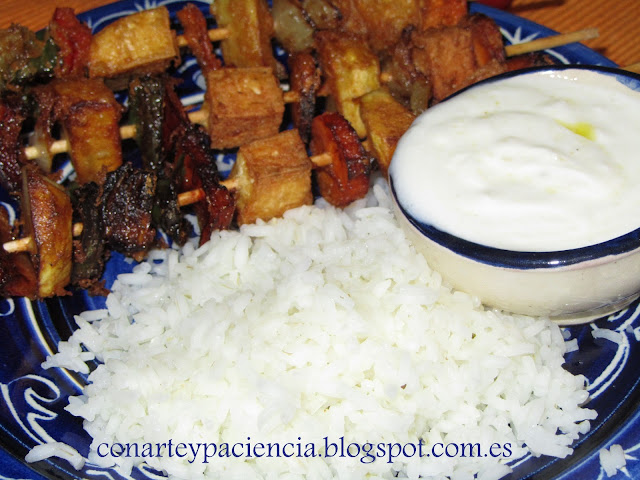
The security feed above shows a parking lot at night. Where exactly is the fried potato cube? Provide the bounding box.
[203,67,285,149]
[21,166,72,298]
[89,7,179,79]
[359,88,415,175]
[315,31,380,137]
[50,79,123,185]
[231,130,313,225]
[211,0,278,73]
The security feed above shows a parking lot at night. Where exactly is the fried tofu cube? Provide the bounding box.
[410,15,506,103]
[359,88,415,174]
[50,79,123,185]
[352,0,419,52]
[211,0,278,73]
[203,67,285,149]
[315,31,380,137]
[89,7,180,79]
[231,130,313,225]
[418,0,467,30]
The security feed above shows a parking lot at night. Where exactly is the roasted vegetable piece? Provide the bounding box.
[153,177,192,247]
[0,206,37,299]
[381,32,432,114]
[69,182,108,294]
[300,0,341,30]
[101,164,157,258]
[359,88,415,175]
[211,0,281,75]
[42,78,124,184]
[129,75,166,174]
[21,165,73,298]
[288,51,321,143]
[176,3,222,73]
[89,7,180,82]
[49,7,92,78]
[315,30,380,137]
[325,0,368,37]
[272,0,315,53]
[231,129,312,225]
[172,124,234,244]
[202,67,285,149]
[0,94,28,195]
[0,25,56,93]
[506,52,555,71]
[310,112,371,207]
[192,162,235,244]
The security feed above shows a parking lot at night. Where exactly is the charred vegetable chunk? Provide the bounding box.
[89,7,180,81]
[49,7,92,78]
[21,165,73,298]
[0,206,37,299]
[177,3,222,73]
[129,75,166,174]
[101,164,157,258]
[172,125,234,244]
[153,177,192,247]
[288,51,321,143]
[0,94,28,195]
[232,130,312,225]
[203,67,285,149]
[0,25,57,93]
[69,182,108,293]
[310,112,371,207]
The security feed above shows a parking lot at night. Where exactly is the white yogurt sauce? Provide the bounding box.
[389,69,640,252]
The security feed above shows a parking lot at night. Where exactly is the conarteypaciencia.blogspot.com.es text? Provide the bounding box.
[96,437,514,464]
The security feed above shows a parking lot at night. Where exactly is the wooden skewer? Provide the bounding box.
[504,28,599,57]
[624,62,640,74]
[23,93,300,161]
[176,28,232,48]
[3,151,333,253]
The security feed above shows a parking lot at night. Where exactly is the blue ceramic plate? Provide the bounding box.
[1,2,638,479]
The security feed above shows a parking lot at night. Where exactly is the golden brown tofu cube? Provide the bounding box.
[352,0,419,52]
[211,0,278,73]
[203,67,285,149]
[418,0,468,30]
[231,130,313,225]
[50,79,123,185]
[89,7,180,79]
[359,88,415,175]
[21,166,72,298]
[315,31,380,137]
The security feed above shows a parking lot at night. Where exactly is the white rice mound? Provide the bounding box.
[42,178,596,480]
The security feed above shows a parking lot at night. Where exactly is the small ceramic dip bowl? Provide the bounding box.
[389,65,640,324]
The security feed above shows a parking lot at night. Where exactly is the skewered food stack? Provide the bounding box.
[0,0,597,300]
